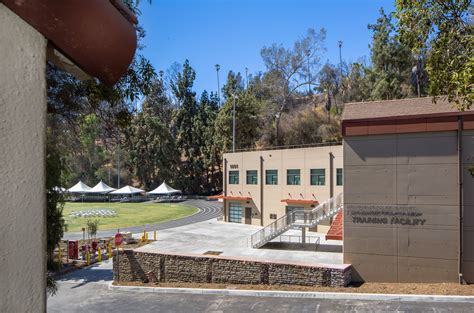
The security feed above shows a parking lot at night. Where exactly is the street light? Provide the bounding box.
[215,64,221,106]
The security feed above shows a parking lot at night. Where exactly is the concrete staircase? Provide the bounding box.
[249,193,343,249]
[325,211,343,240]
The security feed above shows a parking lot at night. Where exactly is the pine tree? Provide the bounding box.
[366,8,415,100]
[171,60,203,194]
[127,78,179,189]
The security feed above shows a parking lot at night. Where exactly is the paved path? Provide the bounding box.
[48,261,474,313]
[63,200,222,240]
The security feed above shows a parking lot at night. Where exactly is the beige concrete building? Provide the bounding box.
[222,145,343,231]
[342,97,474,283]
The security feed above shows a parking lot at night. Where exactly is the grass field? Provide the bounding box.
[63,202,198,232]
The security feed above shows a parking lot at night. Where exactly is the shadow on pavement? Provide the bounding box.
[56,261,113,289]
[263,242,343,253]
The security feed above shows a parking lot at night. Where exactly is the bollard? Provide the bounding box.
[98,247,102,262]
[145,232,148,241]
[154,230,156,241]
[86,251,90,266]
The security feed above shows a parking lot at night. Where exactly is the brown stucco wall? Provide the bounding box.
[0,4,47,312]
[113,250,352,287]
[343,131,462,282]
[462,130,474,282]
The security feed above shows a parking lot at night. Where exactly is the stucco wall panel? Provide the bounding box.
[343,131,460,282]
[461,260,474,282]
[396,132,457,165]
[406,164,458,198]
[397,227,458,259]
[343,166,396,204]
[462,229,474,260]
[462,203,474,227]
[397,257,458,283]
[0,4,47,312]
[344,252,398,282]
[343,225,398,255]
[343,136,397,166]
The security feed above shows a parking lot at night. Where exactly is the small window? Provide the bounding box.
[336,168,343,186]
[246,170,258,185]
[310,169,326,186]
[229,170,239,184]
[269,214,277,220]
[287,169,301,185]
[265,170,278,185]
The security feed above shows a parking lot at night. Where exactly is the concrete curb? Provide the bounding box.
[108,283,474,303]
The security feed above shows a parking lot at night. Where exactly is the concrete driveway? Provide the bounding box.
[48,260,474,313]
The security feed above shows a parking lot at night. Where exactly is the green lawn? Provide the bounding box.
[63,202,198,232]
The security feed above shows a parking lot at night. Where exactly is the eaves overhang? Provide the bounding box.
[2,0,138,86]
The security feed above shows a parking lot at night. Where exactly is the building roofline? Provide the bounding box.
[225,141,342,154]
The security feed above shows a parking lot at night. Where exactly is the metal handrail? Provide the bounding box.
[249,193,343,248]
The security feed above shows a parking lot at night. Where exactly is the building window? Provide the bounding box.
[229,170,239,184]
[269,214,277,220]
[287,169,301,185]
[265,170,278,185]
[336,168,343,186]
[229,203,242,223]
[286,206,303,214]
[310,169,326,186]
[246,170,258,185]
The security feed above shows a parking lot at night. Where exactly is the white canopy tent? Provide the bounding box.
[68,181,92,193]
[52,186,67,193]
[148,182,181,195]
[89,181,116,194]
[110,185,144,195]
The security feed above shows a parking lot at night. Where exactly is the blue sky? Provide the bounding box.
[138,0,395,94]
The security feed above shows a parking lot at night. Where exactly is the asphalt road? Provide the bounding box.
[48,261,474,313]
[63,199,222,240]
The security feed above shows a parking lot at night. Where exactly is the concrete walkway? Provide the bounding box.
[63,200,222,240]
[136,219,344,265]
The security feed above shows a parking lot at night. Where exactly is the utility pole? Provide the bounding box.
[232,94,237,153]
[215,64,221,107]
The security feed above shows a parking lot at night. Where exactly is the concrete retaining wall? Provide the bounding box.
[113,250,351,287]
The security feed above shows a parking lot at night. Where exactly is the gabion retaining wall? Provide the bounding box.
[113,250,351,287]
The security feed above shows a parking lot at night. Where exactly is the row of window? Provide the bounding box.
[229,168,343,186]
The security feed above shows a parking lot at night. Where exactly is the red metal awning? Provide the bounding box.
[208,194,223,199]
[222,196,252,201]
[281,199,318,205]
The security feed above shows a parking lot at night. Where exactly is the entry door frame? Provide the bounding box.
[245,207,252,224]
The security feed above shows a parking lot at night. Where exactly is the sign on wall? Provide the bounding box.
[346,205,426,226]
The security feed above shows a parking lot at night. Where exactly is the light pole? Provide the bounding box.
[338,41,343,82]
[245,67,249,88]
[232,94,237,153]
[306,49,311,95]
[116,135,121,188]
[215,64,221,107]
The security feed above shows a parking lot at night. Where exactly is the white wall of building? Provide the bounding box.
[0,4,47,311]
